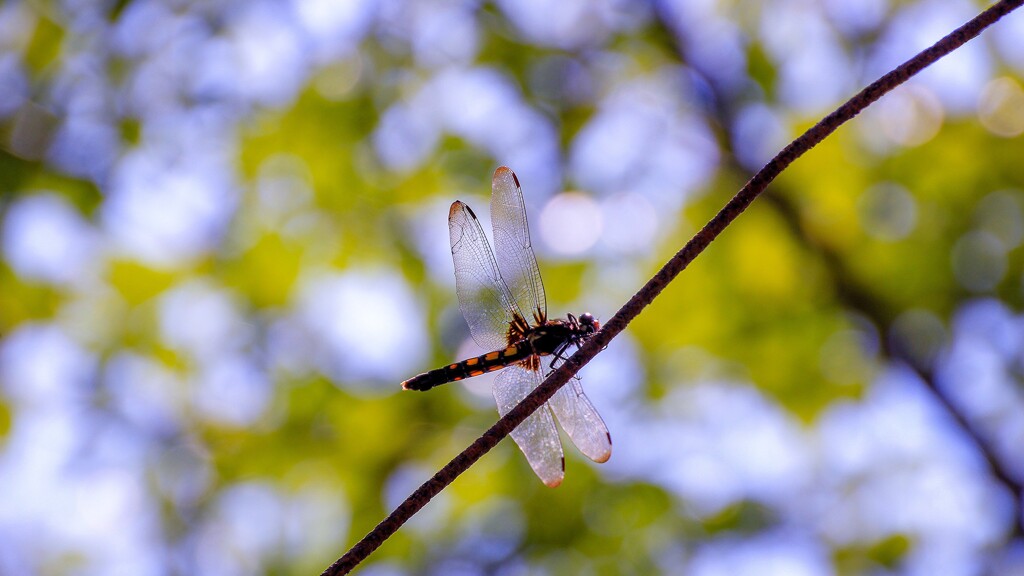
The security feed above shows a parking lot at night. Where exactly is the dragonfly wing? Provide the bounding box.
[491,167,547,323]
[547,368,612,464]
[449,200,521,351]
[493,364,564,487]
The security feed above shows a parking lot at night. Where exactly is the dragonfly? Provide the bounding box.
[402,166,611,487]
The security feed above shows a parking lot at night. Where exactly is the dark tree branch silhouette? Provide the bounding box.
[649,0,1024,539]
[764,188,1024,539]
[322,1,1024,573]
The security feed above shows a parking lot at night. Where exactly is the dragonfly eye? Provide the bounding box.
[579,313,599,333]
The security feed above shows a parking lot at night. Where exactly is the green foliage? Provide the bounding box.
[108,260,178,305]
[700,500,776,535]
[223,234,304,308]
[834,534,912,574]
[25,15,64,73]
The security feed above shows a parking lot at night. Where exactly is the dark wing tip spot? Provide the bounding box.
[560,456,565,471]
[450,200,480,221]
[607,433,612,445]
[494,166,521,188]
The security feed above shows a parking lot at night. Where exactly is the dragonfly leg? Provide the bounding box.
[547,342,572,370]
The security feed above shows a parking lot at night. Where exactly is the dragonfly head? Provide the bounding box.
[578,313,600,334]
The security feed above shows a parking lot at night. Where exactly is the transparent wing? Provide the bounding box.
[493,364,564,487]
[491,167,547,322]
[449,200,522,351]
[545,360,612,464]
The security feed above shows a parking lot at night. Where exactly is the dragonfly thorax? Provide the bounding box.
[526,312,600,357]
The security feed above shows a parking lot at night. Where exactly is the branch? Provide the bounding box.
[761,189,1024,538]
[321,1,1024,573]
[652,0,1024,537]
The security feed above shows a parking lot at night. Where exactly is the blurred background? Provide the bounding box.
[1,0,1024,574]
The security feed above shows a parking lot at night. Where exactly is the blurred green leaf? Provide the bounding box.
[108,260,177,305]
[25,16,64,73]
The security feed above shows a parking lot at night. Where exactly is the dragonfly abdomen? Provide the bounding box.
[402,343,534,391]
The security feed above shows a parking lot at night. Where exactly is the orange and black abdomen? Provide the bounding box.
[402,343,532,391]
